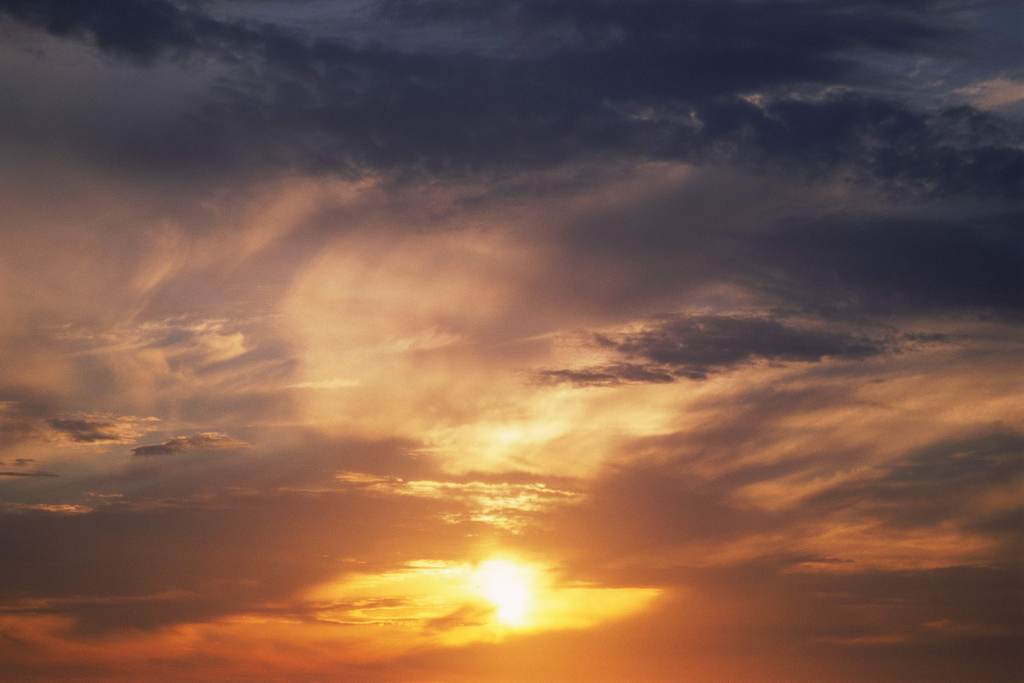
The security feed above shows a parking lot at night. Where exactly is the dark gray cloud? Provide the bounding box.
[541,314,892,385]
[537,362,676,387]
[0,0,266,63]
[1,397,146,448]
[46,418,121,443]
[131,432,248,456]
[608,314,889,370]
[548,170,1024,323]
[751,211,1024,318]
[0,0,1020,196]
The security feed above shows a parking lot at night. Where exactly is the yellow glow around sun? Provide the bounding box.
[472,559,535,626]
[304,556,659,653]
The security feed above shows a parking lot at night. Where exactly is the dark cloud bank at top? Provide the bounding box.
[2,0,1020,331]
[0,0,1021,197]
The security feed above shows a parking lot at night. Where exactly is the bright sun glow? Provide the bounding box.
[473,559,535,627]
[306,556,659,649]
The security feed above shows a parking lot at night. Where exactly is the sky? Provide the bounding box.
[0,1,1022,681]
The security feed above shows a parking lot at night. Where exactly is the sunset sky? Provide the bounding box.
[1,1,1022,681]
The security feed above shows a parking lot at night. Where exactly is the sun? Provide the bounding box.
[473,559,536,627]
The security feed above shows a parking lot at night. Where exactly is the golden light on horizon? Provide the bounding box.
[303,555,660,651]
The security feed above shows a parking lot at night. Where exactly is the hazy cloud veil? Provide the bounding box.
[0,1,1021,681]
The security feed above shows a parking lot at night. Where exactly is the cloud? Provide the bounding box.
[0,502,91,514]
[0,398,46,449]
[0,2,1021,680]
[537,363,676,387]
[955,77,1024,110]
[0,435,486,634]
[0,470,57,478]
[547,168,1024,322]
[531,349,1024,574]
[524,430,1022,671]
[0,0,1019,197]
[541,314,892,385]
[335,470,581,532]
[0,0,255,63]
[131,432,249,456]
[1,400,156,450]
[0,491,461,633]
[46,418,124,443]
[801,430,1024,557]
[608,314,890,367]
[752,211,1024,317]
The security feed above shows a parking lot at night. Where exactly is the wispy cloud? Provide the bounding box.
[132,432,249,457]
